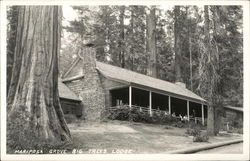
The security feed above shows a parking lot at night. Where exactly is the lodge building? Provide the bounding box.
[58,47,208,124]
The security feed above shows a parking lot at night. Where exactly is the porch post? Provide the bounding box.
[149,91,152,116]
[168,96,171,115]
[202,104,205,125]
[187,100,190,121]
[129,86,132,109]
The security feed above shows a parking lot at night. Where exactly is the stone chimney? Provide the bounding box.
[175,82,186,88]
[79,47,96,72]
[77,47,105,121]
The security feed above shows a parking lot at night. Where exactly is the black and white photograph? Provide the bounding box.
[0,0,249,160]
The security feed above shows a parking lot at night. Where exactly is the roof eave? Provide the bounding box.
[130,82,207,105]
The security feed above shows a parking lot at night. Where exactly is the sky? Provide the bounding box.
[62,6,77,26]
[62,5,175,25]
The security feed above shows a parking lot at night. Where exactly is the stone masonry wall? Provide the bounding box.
[65,48,105,121]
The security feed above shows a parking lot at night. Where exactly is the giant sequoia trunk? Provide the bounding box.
[146,7,157,78]
[7,6,71,150]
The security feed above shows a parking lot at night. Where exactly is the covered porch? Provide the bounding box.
[109,85,207,125]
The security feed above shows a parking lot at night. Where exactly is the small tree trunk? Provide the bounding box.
[7,6,71,150]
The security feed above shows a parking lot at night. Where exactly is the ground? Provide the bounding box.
[196,143,243,154]
[68,120,242,154]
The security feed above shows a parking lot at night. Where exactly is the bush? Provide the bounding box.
[103,105,130,121]
[186,122,202,136]
[103,106,174,125]
[227,127,243,134]
[129,108,151,123]
[185,121,209,142]
[193,133,209,142]
[172,121,185,128]
[7,105,71,153]
[64,114,78,124]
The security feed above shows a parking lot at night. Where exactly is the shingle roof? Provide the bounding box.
[224,106,243,112]
[58,80,81,101]
[96,61,206,103]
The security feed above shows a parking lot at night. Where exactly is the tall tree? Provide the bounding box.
[174,6,183,82]
[7,6,71,150]
[118,6,125,68]
[199,6,221,136]
[7,6,18,94]
[146,7,157,77]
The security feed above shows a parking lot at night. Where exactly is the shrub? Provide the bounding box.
[185,122,202,136]
[104,105,130,121]
[103,106,174,125]
[186,127,201,136]
[7,105,71,153]
[172,121,185,128]
[64,114,78,124]
[193,133,209,142]
[227,127,243,134]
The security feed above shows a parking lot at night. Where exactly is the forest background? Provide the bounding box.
[6,5,243,138]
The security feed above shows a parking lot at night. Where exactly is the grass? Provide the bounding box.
[67,120,242,154]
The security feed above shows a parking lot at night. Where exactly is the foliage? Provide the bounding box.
[185,122,209,142]
[7,6,18,94]
[193,133,209,142]
[103,105,130,121]
[7,105,71,153]
[64,114,78,124]
[186,122,201,136]
[62,5,243,109]
[103,105,174,125]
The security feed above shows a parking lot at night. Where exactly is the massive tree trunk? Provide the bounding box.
[146,7,157,78]
[7,6,71,150]
[174,6,183,82]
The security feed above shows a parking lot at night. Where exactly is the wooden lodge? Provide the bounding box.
[59,47,208,124]
[221,106,243,129]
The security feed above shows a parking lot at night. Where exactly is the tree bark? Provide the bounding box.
[174,6,183,82]
[119,6,125,68]
[130,7,135,71]
[186,7,193,91]
[204,5,215,136]
[211,6,223,135]
[7,6,18,95]
[146,7,157,78]
[7,6,71,150]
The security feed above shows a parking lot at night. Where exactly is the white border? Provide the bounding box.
[1,0,249,160]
